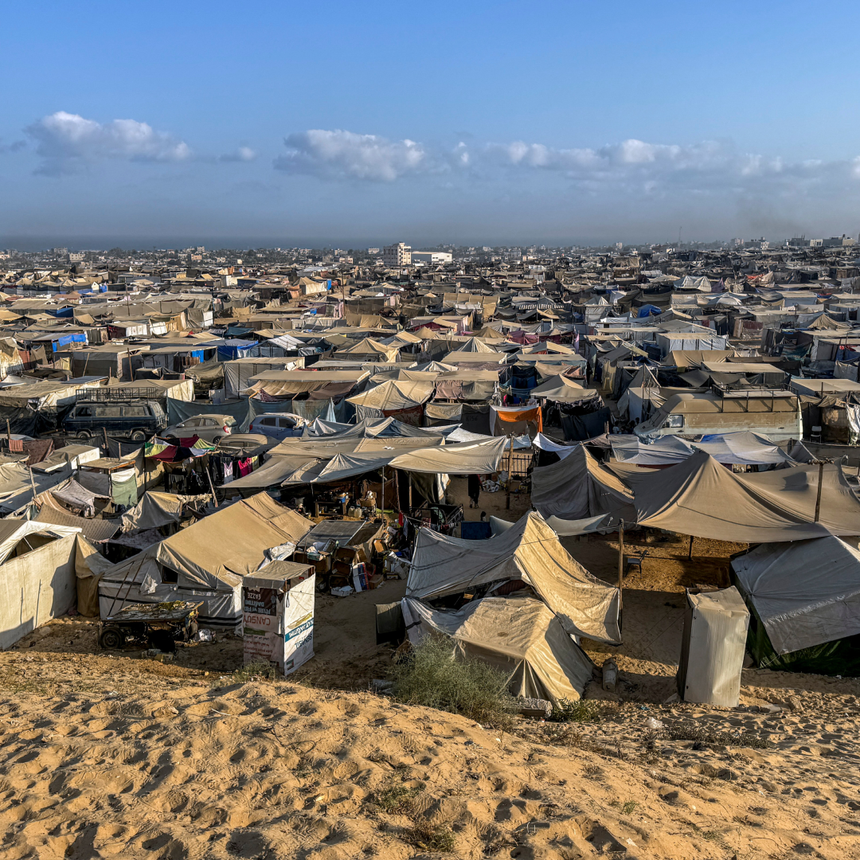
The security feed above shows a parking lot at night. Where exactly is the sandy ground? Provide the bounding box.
[4,489,860,857]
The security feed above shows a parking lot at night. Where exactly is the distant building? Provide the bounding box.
[382,243,411,267]
[68,252,85,263]
[411,250,452,266]
[367,248,380,255]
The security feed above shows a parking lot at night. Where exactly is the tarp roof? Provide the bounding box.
[388,437,508,475]
[530,375,595,403]
[347,379,435,410]
[630,451,837,542]
[733,536,860,654]
[406,511,620,644]
[155,493,314,590]
[531,445,636,523]
[401,596,594,704]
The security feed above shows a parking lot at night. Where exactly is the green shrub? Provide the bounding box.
[391,635,513,726]
[232,661,277,683]
[404,823,456,853]
[546,698,601,724]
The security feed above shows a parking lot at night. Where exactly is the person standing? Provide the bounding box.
[468,473,481,508]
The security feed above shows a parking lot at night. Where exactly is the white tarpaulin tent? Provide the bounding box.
[732,537,860,655]
[401,596,594,704]
[388,437,509,475]
[406,511,621,644]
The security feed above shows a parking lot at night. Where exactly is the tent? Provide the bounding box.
[388,437,509,475]
[693,431,793,466]
[531,445,636,524]
[406,511,621,644]
[630,451,836,542]
[347,379,434,423]
[732,536,860,675]
[610,435,695,466]
[99,494,314,627]
[401,596,594,704]
[120,492,208,533]
[530,375,594,404]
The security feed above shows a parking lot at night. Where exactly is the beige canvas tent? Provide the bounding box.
[401,596,594,703]
[406,511,620,644]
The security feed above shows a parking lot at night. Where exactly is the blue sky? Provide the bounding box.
[2,0,859,247]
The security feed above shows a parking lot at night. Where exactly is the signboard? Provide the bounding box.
[283,574,315,675]
[242,585,282,667]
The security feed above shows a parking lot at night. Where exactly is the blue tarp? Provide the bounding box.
[638,305,663,318]
[52,333,87,349]
[217,339,257,361]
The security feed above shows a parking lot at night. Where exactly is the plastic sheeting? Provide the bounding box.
[406,511,621,645]
[530,376,594,403]
[401,596,594,704]
[611,435,695,466]
[347,380,434,411]
[677,587,749,707]
[732,537,860,654]
[693,431,792,465]
[121,492,208,533]
[389,437,509,475]
[0,518,80,565]
[531,445,636,524]
[155,493,314,591]
[630,451,835,542]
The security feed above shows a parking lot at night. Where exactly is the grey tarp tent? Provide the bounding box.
[630,451,834,542]
[406,511,621,644]
[401,596,594,704]
[531,444,636,523]
[732,536,860,674]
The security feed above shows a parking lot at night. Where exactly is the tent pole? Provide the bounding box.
[380,465,385,520]
[617,521,624,612]
[505,434,514,510]
[408,472,413,515]
[688,534,694,559]
[814,460,824,522]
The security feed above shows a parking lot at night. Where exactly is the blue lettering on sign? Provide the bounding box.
[285,620,313,642]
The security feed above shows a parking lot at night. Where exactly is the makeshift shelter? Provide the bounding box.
[347,380,434,424]
[531,445,636,524]
[401,596,594,704]
[630,451,841,542]
[732,537,860,675]
[120,491,208,533]
[490,403,543,436]
[0,519,82,649]
[406,511,621,645]
[98,494,314,627]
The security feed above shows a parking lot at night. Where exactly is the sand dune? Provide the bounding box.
[1,646,859,859]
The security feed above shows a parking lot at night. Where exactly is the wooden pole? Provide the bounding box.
[505,434,514,510]
[688,534,694,559]
[617,521,624,612]
[813,460,825,523]
[206,461,219,508]
[5,419,10,450]
[102,427,109,455]
[28,465,38,502]
[408,472,413,515]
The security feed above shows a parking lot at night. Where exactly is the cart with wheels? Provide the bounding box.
[98,601,202,652]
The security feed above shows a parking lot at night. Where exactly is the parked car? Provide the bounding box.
[162,414,237,444]
[64,400,167,442]
[248,412,306,440]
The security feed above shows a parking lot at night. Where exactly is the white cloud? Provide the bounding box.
[27,111,191,174]
[220,146,257,163]
[274,129,429,181]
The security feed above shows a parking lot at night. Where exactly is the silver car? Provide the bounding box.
[162,414,237,444]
